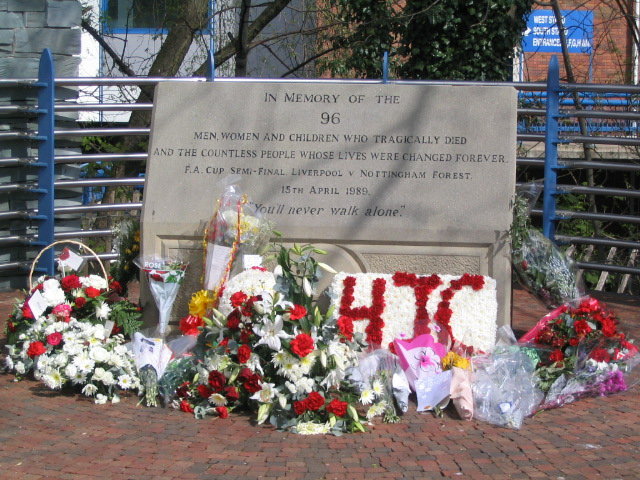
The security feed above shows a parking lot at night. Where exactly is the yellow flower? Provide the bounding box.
[442,352,470,371]
[189,290,213,318]
[453,355,470,370]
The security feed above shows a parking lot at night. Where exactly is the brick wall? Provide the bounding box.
[522,1,634,84]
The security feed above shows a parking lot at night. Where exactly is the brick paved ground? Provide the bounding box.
[0,284,638,480]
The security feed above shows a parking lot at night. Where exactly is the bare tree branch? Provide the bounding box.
[81,18,137,78]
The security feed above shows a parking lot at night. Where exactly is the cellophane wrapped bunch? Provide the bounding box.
[511,182,584,308]
[349,349,403,424]
[520,297,639,410]
[202,180,275,304]
[110,216,140,297]
[4,273,142,402]
[172,243,370,434]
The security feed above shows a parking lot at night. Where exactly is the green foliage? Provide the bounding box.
[321,0,533,80]
[399,0,531,81]
[109,300,144,338]
[110,217,141,296]
[319,0,403,78]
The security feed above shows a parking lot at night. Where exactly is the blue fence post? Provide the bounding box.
[34,49,56,276]
[382,51,389,84]
[542,55,561,241]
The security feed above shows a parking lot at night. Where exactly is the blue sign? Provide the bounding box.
[522,10,593,54]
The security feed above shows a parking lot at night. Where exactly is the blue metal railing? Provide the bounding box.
[1,50,639,285]
[542,55,561,240]
[539,55,640,281]
[34,49,56,276]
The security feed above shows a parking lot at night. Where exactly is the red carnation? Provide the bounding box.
[237,368,262,394]
[75,297,87,308]
[549,348,564,364]
[237,344,252,364]
[293,400,307,415]
[288,305,307,321]
[600,317,617,338]
[21,303,34,319]
[208,370,227,392]
[176,382,190,398]
[290,333,314,358]
[440,289,454,302]
[337,316,354,341]
[27,341,47,358]
[305,391,325,411]
[434,303,452,324]
[197,384,213,399]
[590,348,611,363]
[85,286,101,298]
[574,319,592,337]
[241,296,260,317]
[243,374,262,394]
[326,398,348,417]
[227,310,241,330]
[216,406,229,419]
[470,275,485,290]
[230,291,248,308]
[240,329,252,344]
[46,332,63,346]
[237,367,253,382]
[61,274,82,291]
[224,386,239,402]
[179,399,194,413]
[109,280,123,294]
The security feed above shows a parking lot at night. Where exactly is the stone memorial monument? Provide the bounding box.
[140,81,517,331]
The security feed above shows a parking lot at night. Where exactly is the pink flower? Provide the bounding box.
[52,304,72,322]
[46,332,63,346]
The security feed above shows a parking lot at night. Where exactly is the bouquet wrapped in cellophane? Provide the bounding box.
[511,182,584,309]
[202,178,274,307]
[519,297,639,411]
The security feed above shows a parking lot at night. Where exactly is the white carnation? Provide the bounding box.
[95,302,111,320]
[15,361,26,375]
[82,383,98,396]
[64,363,78,378]
[52,352,69,367]
[89,345,109,363]
[92,367,106,382]
[94,393,108,404]
[81,274,108,290]
[101,370,116,386]
[41,283,66,307]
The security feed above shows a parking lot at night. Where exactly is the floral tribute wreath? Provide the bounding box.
[4,242,143,404]
[329,272,498,353]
